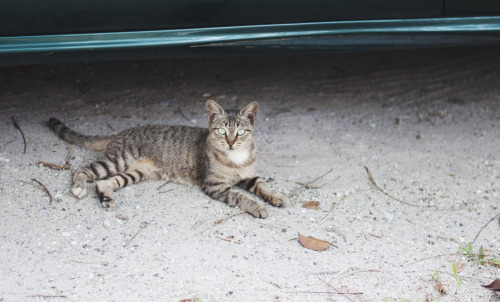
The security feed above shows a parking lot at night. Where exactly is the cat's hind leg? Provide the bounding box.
[95,157,161,208]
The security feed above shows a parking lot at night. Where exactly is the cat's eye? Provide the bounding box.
[237,129,246,136]
[217,128,226,135]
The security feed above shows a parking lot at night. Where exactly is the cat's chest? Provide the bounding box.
[226,149,250,166]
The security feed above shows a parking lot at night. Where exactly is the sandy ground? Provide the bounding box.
[1,46,500,302]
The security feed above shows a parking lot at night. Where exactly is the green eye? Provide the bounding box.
[237,129,246,136]
[217,128,226,135]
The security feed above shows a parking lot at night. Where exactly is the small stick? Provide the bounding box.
[27,294,68,299]
[157,181,171,190]
[69,260,109,266]
[11,116,26,154]
[267,280,282,288]
[37,146,73,172]
[295,291,363,295]
[214,210,245,225]
[191,219,204,230]
[326,228,347,242]
[289,168,334,197]
[249,219,283,229]
[319,193,350,226]
[333,266,351,278]
[36,161,70,171]
[106,122,115,131]
[159,189,174,194]
[124,220,153,247]
[409,252,491,265]
[348,269,384,275]
[318,276,358,301]
[364,166,427,208]
[471,211,500,244]
[216,236,242,244]
[31,179,56,203]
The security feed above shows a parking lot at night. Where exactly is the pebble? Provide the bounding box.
[62,232,71,237]
[384,211,394,221]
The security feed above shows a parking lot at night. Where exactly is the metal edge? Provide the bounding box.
[1,17,500,54]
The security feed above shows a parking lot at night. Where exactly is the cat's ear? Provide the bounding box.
[206,100,225,124]
[239,101,259,126]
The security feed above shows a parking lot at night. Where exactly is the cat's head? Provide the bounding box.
[206,100,258,152]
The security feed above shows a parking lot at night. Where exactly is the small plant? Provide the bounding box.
[452,262,462,288]
[429,269,441,282]
[489,258,500,265]
[459,242,473,257]
[477,245,487,265]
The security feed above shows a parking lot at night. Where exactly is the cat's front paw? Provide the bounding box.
[269,194,287,207]
[245,203,268,219]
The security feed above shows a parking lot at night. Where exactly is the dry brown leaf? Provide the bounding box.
[297,232,330,251]
[435,283,449,294]
[482,279,500,291]
[454,259,463,273]
[302,201,320,210]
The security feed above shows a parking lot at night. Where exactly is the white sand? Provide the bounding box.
[1,46,499,301]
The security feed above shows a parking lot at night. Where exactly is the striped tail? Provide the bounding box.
[48,118,111,151]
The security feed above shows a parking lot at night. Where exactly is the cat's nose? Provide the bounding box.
[227,141,234,147]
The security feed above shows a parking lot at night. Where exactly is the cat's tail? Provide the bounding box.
[48,118,112,151]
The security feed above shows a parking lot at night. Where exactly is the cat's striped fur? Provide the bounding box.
[48,100,286,218]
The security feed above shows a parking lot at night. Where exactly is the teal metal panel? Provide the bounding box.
[0,0,442,36]
[1,17,500,65]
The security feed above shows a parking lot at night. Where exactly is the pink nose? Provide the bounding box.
[227,141,234,147]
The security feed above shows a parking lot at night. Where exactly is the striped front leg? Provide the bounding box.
[237,176,287,207]
[202,180,268,218]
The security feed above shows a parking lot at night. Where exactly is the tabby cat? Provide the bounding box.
[48,100,286,218]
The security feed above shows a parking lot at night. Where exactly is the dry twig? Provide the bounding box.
[37,146,73,172]
[249,219,283,229]
[31,179,57,203]
[214,210,245,225]
[11,116,26,154]
[191,219,204,230]
[289,168,334,197]
[364,166,427,208]
[409,252,491,265]
[27,294,68,299]
[216,236,242,244]
[333,266,351,278]
[319,194,349,226]
[157,181,171,190]
[318,276,360,301]
[326,228,347,242]
[69,260,109,266]
[36,161,70,171]
[471,211,500,244]
[124,220,153,247]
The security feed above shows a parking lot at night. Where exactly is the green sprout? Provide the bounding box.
[452,262,462,288]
